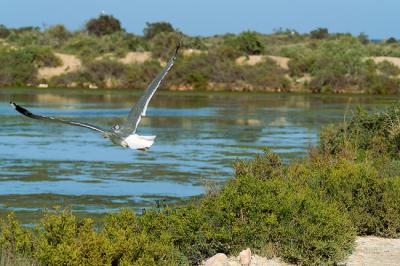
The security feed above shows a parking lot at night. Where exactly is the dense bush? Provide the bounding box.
[377,60,400,76]
[43,24,71,48]
[239,58,290,90]
[289,39,366,92]
[84,59,126,87]
[86,15,123,36]
[310,28,329,39]
[121,60,163,89]
[320,105,400,159]
[0,25,10,39]
[1,209,186,265]
[0,46,60,86]
[144,22,175,40]
[150,31,182,60]
[60,32,147,60]
[288,38,400,93]
[317,105,400,236]
[0,50,35,86]
[168,48,289,91]
[302,157,400,237]
[386,37,398,44]
[237,31,265,55]
[6,27,43,47]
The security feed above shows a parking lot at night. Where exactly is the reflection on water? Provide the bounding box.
[0,88,397,223]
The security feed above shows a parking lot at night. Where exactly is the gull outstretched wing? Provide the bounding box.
[119,41,181,137]
[10,102,107,134]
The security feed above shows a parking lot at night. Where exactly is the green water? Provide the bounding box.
[0,88,397,223]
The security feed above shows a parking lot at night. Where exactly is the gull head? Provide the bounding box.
[111,124,120,132]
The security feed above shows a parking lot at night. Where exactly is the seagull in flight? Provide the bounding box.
[10,42,181,151]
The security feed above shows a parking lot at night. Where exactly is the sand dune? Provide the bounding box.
[235,55,290,69]
[371,56,400,67]
[38,53,81,80]
[118,51,151,64]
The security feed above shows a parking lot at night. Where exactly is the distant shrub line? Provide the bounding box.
[1,18,400,93]
[2,103,400,265]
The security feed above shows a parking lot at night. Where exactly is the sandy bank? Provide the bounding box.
[203,236,400,266]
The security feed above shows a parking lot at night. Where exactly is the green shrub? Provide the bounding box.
[234,31,265,55]
[303,157,400,237]
[43,24,71,48]
[0,48,37,86]
[320,105,400,159]
[84,59,126,86]
[209,44,242,61]
[150,31,181,60]
[316,105,400,236]
[61,33,102,59]
[121,60,163,89]
[0,209,186,266]
[310,28,329,39]
[33,209,106,265]
[168,53,212,89]
[144,22,175,40]
[240,58,290,90]
[61,32,146,60]
[169,47,288,91]
[28,46,62,68]
[0,213,33,256]
[277,191,354,265]
[287,38,400,93]
[358,33,369,45]
[50,71,89,88]
[183,36,207,50]
[377,60,400,76]
[136,166,355,265]
[6,27,42,46]
[386,37,398,44]
[103,209,186,266]
[0,25,10,39]
[0,45,60,86]
[86,15,123,36]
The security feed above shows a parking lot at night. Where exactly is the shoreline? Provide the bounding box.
[0,85,381,95]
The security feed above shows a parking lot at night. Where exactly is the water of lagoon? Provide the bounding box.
[0,88,397,223]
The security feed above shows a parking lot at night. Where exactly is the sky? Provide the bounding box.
[0,0,399,39]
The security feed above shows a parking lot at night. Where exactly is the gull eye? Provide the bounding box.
[112,124,120,131]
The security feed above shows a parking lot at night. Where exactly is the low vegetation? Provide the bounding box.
[0,15,400,93]
[2,104,400,265]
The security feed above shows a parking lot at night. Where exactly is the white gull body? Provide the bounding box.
[123,134,156,150]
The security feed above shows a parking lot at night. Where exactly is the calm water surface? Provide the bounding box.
[0,88,397,222]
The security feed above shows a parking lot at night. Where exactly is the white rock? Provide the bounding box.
[239,248,252,265]
[204,253,228,266]
[38,83,49,88]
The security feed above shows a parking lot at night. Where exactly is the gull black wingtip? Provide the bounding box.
[174,37,183,58]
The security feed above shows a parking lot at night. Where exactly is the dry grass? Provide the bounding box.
[0,250,35,266]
